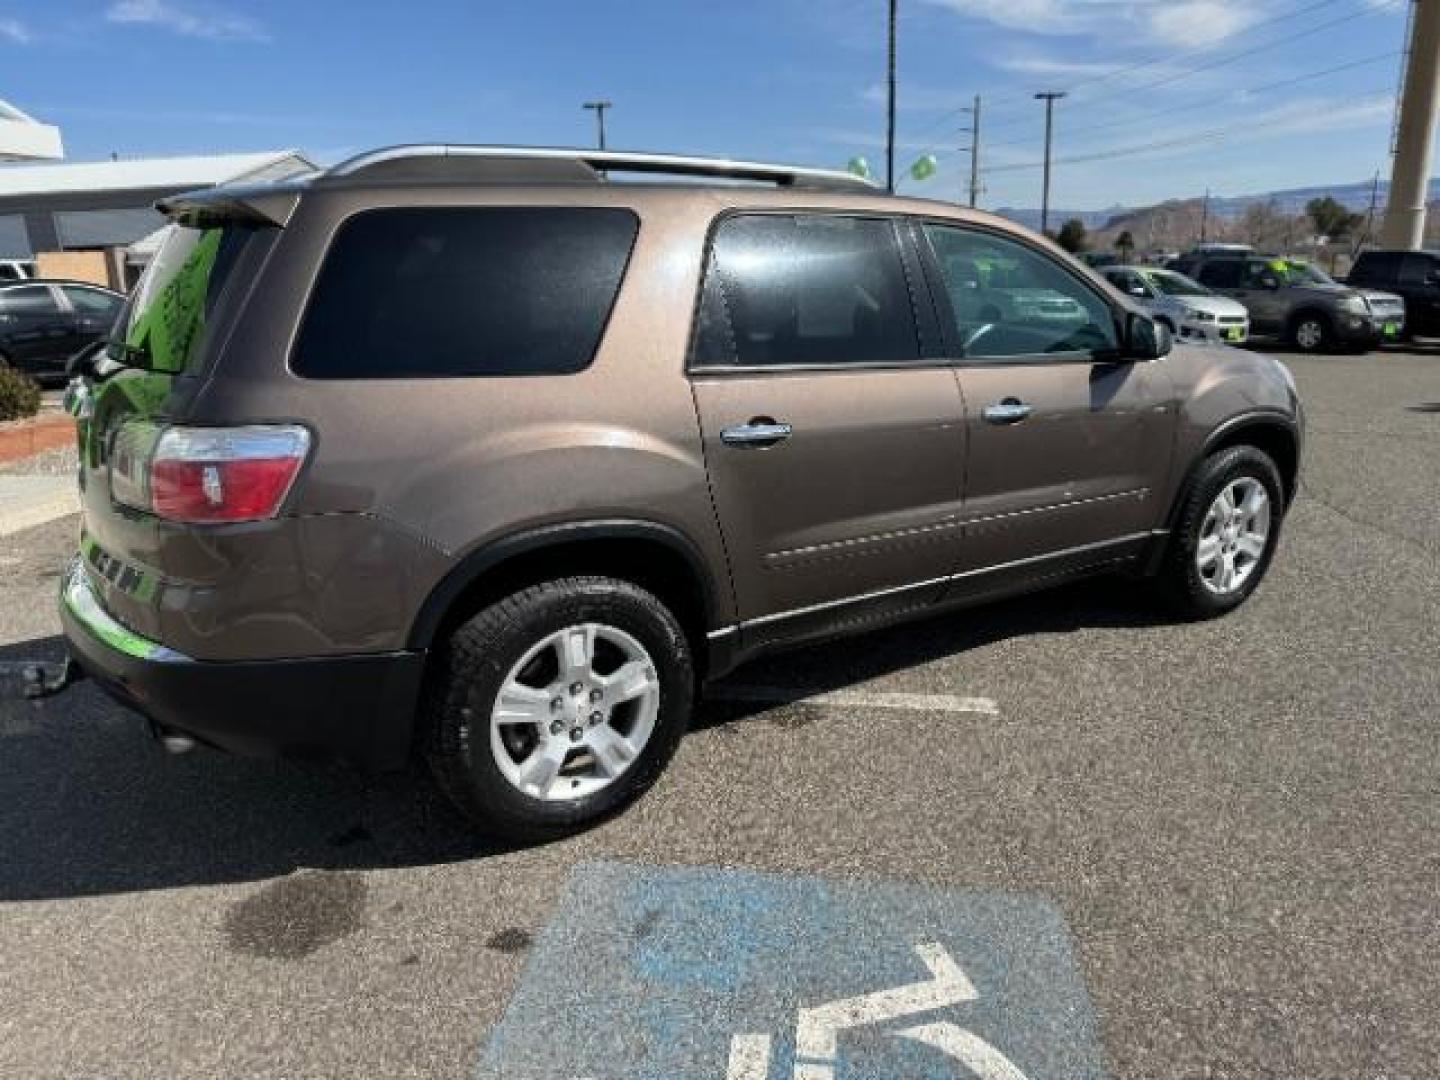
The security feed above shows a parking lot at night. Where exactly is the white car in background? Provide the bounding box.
[1101,265,1250,345]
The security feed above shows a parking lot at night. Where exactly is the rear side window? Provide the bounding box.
[692,214,919,368]
[293,207,639,378]
[2,285,57,314]
[1196,261,1242,289]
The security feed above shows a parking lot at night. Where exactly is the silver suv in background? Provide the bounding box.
[1172,254,1402,352]
[1101,265,1249,345]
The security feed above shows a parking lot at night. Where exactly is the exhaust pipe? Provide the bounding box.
[148,723,196,755]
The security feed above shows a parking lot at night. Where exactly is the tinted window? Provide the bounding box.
[1197,261,1242,289]
[924,224,1117,359]
[1399,253,1437,287]
[61,286,122,315]
[294,208,638,378]
[1,285,57,314]
[693,214,919,367]
[1357,252,1401,284]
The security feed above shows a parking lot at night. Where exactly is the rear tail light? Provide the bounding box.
[111,423,311,523]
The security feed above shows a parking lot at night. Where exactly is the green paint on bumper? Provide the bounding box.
[61,559,188,663]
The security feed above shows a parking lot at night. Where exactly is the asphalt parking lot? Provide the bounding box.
[1,348,1436,1078]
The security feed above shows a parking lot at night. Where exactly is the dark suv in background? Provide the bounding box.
[1348,249,1440,337]
[58,146,1303,838]
[1172,254,1403,352]
[0,279,124,383]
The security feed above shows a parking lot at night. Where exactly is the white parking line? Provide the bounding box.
[710,685,999,715]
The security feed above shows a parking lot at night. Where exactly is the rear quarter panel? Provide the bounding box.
[180,186,733,654]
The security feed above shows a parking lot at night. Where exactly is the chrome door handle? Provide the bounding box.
[982,399,1033,425]
[721,420,793,447]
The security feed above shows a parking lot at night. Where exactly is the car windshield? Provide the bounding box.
[1278,260,1335,286]
[1142,269,1211,297]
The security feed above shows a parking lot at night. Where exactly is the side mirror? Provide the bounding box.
[1259,275,1281,290]
[1425,271,1440,287]
[66,340,106,380]
[1124,311,1171,360]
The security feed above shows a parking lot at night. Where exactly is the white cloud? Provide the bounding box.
[106,0,267,42]
[1147,1,1261,49]
[0,17,33,44]
[922,0,1264,49]
[996,56,1124,77]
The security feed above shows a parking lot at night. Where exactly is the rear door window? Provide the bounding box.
[1197,261,1242,289]
[691,213,920,368]
[2,284,59,314]
[293,207,639,378]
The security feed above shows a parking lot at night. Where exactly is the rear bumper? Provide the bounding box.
[59,560,425,770]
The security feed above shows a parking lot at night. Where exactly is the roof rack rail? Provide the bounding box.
[324,145,880,192]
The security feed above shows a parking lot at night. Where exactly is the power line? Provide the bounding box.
[905,0,1356,146]
[981,50,1400,152]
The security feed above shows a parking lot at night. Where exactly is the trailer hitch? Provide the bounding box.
[22,657,84,700]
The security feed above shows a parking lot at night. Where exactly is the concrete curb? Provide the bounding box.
[0,413,75,466]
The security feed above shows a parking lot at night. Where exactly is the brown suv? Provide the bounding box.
[57,146,1302,837]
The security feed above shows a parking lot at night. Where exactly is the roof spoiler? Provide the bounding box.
[155,179,308,228]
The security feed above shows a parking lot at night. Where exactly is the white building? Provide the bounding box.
[0,149,315,264]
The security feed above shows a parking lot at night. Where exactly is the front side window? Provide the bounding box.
[692,214,919,368]
[294,207,639,379]
[924,224,1117,360]
[1399,253,1434,286]
[1144,270,1211,297]
[62,286,122,316]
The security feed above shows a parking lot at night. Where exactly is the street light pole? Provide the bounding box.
[582,100,612,150]
[1034,91,1065,235]
[886,0,898,193]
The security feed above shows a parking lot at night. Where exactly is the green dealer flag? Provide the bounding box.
[909,154,938,182]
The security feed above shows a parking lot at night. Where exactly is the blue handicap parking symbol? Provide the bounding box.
[479,861,1108,1079]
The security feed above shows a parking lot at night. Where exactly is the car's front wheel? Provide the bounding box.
[1291,312,1332,353]
[423,576,693,839]
[1159,445,1286,618]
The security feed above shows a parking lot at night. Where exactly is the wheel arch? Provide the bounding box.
[1169,412,1300,529]
[407,519,723,667]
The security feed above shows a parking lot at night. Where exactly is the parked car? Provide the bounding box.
[0,259,37,281]
[0,279,125,384]
[1347,249,1440,337]
[1100,265,1250,344]
[57,146,1302,838]
[1079,252,1120,269]
[1171,254,1399,352]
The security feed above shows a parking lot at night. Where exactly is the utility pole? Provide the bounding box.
[1199,188,1210,244]
[1359,169,1382,254]
[1381,0,1440,249]
[1034,92,1065,234]
[886,0,898,193]
[582,100,612,150]
[964,95,982,207]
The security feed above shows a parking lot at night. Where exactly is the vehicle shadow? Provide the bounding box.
[695,576,1175,731]
[0,635,498,904]
[0,577,1176,903]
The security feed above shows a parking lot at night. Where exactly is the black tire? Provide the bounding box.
[423,576,693,840]
[1289,311,1332,353]
[1158,445,1286,619]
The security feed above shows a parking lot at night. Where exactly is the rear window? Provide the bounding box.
[292,207,640,379]
[121,224,253,373]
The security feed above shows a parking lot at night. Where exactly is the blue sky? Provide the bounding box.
[0,0,1416,210]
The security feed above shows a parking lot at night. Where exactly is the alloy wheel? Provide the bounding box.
[1196,477,1271,596]
[489,622,660,802]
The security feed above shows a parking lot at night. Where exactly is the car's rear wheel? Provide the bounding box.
[423,576,693,839]
[1159,445,1285,618]
[1291,312,1331,352]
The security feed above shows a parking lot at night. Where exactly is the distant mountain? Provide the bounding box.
[995,178,1440,232]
